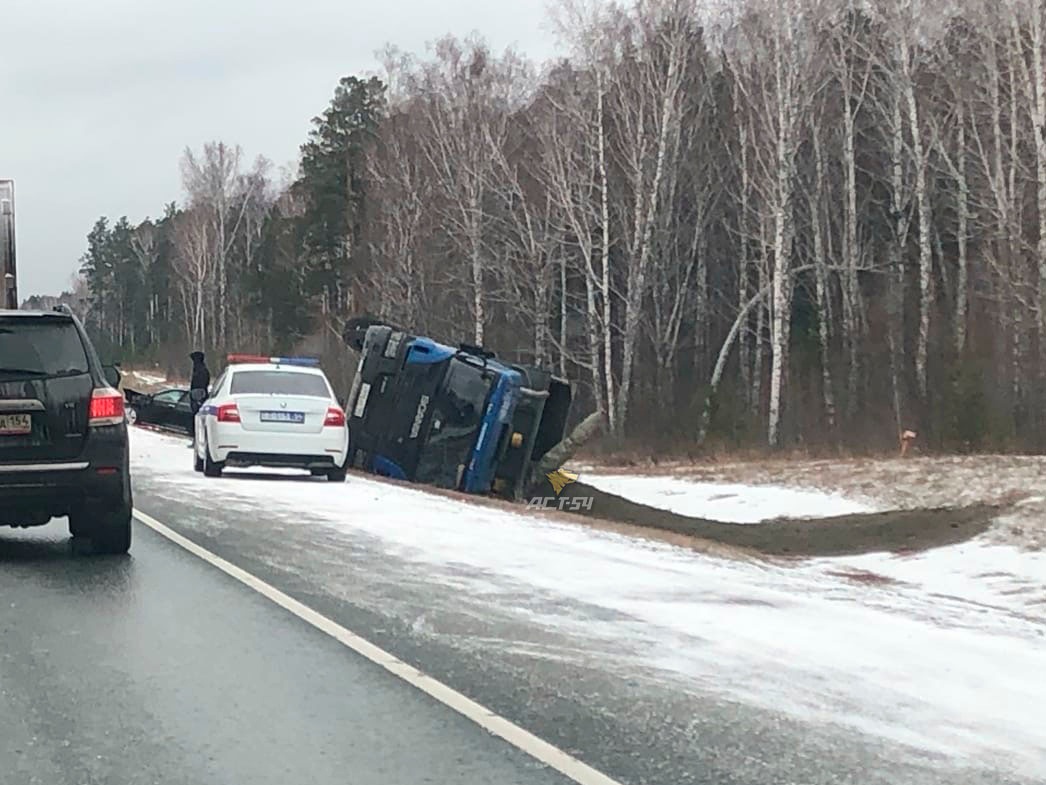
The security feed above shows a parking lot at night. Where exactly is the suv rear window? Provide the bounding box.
[230,370,330,398]
[0,317,89,378]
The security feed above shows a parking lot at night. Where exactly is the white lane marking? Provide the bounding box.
[133,509,623,785]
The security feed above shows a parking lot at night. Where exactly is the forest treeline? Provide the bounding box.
[36,0,1046,453]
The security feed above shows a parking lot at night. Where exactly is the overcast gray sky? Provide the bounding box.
[3,0,561,296]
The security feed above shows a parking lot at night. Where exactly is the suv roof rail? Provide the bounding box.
[52,303,73,315]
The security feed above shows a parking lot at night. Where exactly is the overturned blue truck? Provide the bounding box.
[342,317,574,500]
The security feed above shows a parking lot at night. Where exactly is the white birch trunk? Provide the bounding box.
[899,35,933,399]
[559,253,568,379]
[737,109,752,405]
[470,193,484,345]
[842,78,861,417]
[596,78,617,434]
[889,88,910,433]
[811,130,837,430]
[1030,6,1046,375]
[767,8,798,449]
[955,99,969,355]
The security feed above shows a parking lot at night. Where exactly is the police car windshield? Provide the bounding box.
[230,370,330,398]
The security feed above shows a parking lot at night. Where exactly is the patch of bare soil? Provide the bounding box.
[338,460,1006,559]
[824,568,904,586]
[544,480,1002,557]
[574,453,1046,552]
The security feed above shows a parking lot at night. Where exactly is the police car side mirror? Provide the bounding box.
[102,364,121,388]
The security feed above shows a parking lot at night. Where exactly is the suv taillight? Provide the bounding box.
[89,388,125,426]
[217,403,241,423]
[324,406,346,427]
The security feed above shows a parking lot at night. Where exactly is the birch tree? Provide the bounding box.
[180,142,255,347]
[415,36,524,345]
[826,4,878,416]
[171,207,212,348]
[609,0,695,434]
[538,59,613,428]
[892,0,935,401]
[729,0,810,447]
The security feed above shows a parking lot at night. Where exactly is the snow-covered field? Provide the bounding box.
[120,368,173,391]
[579,468,1045,621]
[131,428,1046,779]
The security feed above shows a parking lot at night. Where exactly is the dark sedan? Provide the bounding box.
[125,387,193,434]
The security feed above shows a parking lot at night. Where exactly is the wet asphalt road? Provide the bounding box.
[1,435,1040,785]
[0,526,571,785]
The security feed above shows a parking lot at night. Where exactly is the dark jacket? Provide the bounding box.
[189,353,210,393]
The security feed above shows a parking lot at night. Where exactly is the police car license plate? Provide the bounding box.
[0,414,31,435]
[260,411,305,424]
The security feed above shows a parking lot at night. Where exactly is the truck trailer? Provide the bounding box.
[342,317,572,500]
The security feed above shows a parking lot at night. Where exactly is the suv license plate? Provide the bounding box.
[260,411,305,424]
[0,414,31,435]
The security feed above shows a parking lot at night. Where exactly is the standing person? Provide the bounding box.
[189,351,211,414]
[188,351,210,447]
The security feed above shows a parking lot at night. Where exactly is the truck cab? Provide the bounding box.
[344,323,571,499]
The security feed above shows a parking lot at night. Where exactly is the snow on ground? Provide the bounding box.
[575,470,1046,617]
[120,368,170,391]
[579,474,873,521]
[131,428,1046,778]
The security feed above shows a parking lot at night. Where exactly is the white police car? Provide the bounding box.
[194,355,349,481]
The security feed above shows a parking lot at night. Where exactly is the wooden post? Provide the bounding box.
[900,429,917,457]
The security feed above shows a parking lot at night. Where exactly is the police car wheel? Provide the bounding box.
[202,435,223,478]
[194,450,204,473]
[327,467,347,483]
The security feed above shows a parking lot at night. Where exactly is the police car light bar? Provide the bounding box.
[275,356,321,367]
[226,354,321,367]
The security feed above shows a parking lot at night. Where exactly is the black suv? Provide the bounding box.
[0,307,132,553]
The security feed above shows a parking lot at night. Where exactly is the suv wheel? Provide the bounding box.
[69,502,132,555]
